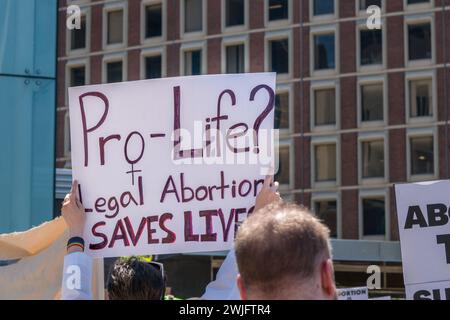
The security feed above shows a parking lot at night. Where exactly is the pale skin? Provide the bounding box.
[61,180,86,253]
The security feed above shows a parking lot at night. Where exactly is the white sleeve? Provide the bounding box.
[61,252,93,300]
[201,249,240,300]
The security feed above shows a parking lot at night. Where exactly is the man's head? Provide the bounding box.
[106,257,166,300]
[235,202,336,300]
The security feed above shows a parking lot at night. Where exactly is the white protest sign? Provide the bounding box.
[337,287,369,300]
[395,180,450,300]
[68,73,276,258]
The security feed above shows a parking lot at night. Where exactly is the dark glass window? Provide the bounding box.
[363,198,385,237]
[71,15,86,50]
[268,0,288,21]
[314,200,337,238]
[314,34,335,70]
[270,39,289,74]
[106,61,122,83]
[409,79,432,117]
[313,0,334,16]
[145,56,162,79]
[359,0,382,10]
[315,144,336,182]
[275,146,290,185]
[410,136,434,175]
[408,23,431,60]
[226,0,244,27]
[274,92,289,130]
[360,29,382,65]
[70,67,85,87]
[145,3,162,38]
[407,0,430,4]
[184,50,202,75]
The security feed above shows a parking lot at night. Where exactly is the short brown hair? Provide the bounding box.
[106,257,165,300]
[235,202,331,293]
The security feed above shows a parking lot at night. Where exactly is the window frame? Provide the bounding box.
[140,0,166,45]
[311,135,340,189]
[358,188,390,241]
[358,132,388,185]
[356,0,385,15]
[221,0,249,33]
[102,53,127,83]
[64,110,72,162]
[265,0,293,28]
[265,30,293,80]
[66,7,91,56]
[310,25,339,77]
[102,2,128,50]
[180,41,207,76]
[404,14,435,68]
[181,0,207,39]
[311,192,342,239]
[221,35,249,74]
[357,75,388,128]
[310,80,340,132]
[405,70,437,124]
[140,47,167,80]
[406,127,438,182]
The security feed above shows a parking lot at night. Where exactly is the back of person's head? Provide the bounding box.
[235,202,336,300]
[106,257,165,300]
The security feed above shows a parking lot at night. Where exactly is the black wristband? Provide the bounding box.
[67,236,85,247]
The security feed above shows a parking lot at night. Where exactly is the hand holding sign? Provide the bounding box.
[61,180,86,239]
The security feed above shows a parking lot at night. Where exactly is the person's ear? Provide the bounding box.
[236,274,247,300]
[320,259,337,300]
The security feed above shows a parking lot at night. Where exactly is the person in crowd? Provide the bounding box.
[61,175,280,300]
[234,202,337,300]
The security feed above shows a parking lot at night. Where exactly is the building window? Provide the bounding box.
[275,144,290,185]
[106,61,123,83]
[362,197,385,238]
[409,79,432,118]
[313,0,334,16]
[359,0,382,10]
[314,200,337,238]
[225,0,244,27]
[226,44,245,74]
[314,33,335,70]
[314,143,336,182]
[107,9,124,45]
[314,88,336,126]
[184,50,202,75]
[407,0,430,4]
[361,83,384,122]
[360,29,382,66]
[269,39,289,74]
[408,23,431,61]
[362,140,384,178]
[274,92,289,130]
[145,56,162,79]
[70,66,85,87]
[184,0,203,33]
[410,136,434,175]
[145,3,162,38]
[268,0,289,21]
[70,15,86,50]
